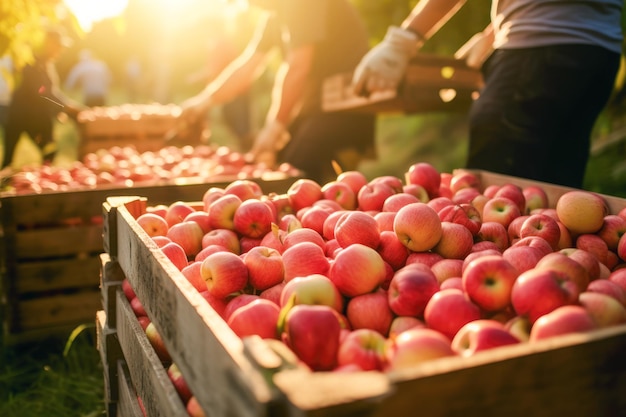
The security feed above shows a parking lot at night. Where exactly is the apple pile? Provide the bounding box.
[126,163,626,388]
[1,144,298,195]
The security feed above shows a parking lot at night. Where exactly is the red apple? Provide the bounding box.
[402,183,430,203]
[393,203,443,252]
[449,170,479,194]
[224,179,263,201]
[576,233,609,266]
[183,210,211,234]
[227,299,281,339]
[346,289,394,336]
[181,261,207,292]
[207,194,242,231]
[586,278,626,306]
[282,227,325,252]
[122,278,136,301]
[201,228,240,254]
[559,248,601,281]
[336,170,368,195]
[167,362,193,404]
[518,213,561,250]
[534,251,590,293]
[405,162,440,198]
[160,241,189,271]
[451,319,520,357]
[357,181,396,212]
[298,206,332,236]
[475,221,509,252]
[202,186,226,211]
[387,264,439,317]
[424,288,482,340]
[200,251,249,299]
[529,305,597,342]
[388,316,426,339]
[462,254,519,313]
[427,196,454,214]
[199,290,230,319]
[166,220,204,258]
[406,251,444,268]
[222,294,259,321]
[329,243,386,297]
[481,196,521,229]
[282,241,329,282]
[280,274,343,312]
[233,199,274,239]
[377,230,410,271]
[321,180,357,210]
[432,221,474,260]
[243,246,284,291]
[334,210,380,249]
[523,185,549,214]
[385,327,454,371]
[145,321,172,364]
[556,190,608,235]
[337,328,388,371]
[130,296,147,317]
[186,396,206,417]
[578,291,626,328]
[322,210,347,240]
[259,281,286,306]
[494,183,526,215]
[431,258,464,285]
[507,214,530,243]
[165,201,196,227]
[502,245,544,274]
[437,203,482,236]
[287,178,323,212]
[382,192,421,213]
[136,212,169,237]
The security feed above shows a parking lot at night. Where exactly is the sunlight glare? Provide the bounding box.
[63,0,129,31]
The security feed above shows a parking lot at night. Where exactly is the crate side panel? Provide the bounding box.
[15,224,104,259]
[116,360,147,417]
[15,256,101,294]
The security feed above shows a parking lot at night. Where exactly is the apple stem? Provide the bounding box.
[331,160,343,176]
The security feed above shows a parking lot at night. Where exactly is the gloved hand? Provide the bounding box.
[352,26,420,96]
[250,120,291,167]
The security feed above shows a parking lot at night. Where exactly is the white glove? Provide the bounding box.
[352,26,420,96]
[250,120,291,167]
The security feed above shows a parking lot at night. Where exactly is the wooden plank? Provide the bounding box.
[117,360,147,417]
[109,196,275,417]
[97,310,123,404]
[15,224,103,259]
[100,253,126,329]
[16,288,101,331]
[115,288,188,417]
[15,256,101,294]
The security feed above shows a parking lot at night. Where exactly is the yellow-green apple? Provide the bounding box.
[227,299,281,339]
[494,183,526,215]
[181,261,207,292]
[449,170,480,194]
[299,206,332,235]
[137,212,169,237]
[433,221,474,260]
[576,234,609,266]
[201,251,249,299]
[430,258,464,285]
[452,187,481,205]
[511,268,580,324]
[394,202,443,252]
[184,210,211,234]
[283,227,325,251]
[321,180,357,210]
[559,247,602,281]
[522,185,549,214]
[428,196,454,214]
[202,186,226,211]
[282,241,329,282]
[382,192,421,213]
[507,214,530,243]
[586,278,626,306]
[504,243,546,273]
[374,211,396,233]
[287,178,323,212]
[167,362,193,405]
[387,264,439,317]
[578,291,626,327]
[224,179,263,201]
[207,194,242,230]
[165,201,196,227]
[529,305,597,342]
[329,243,386,297]
[279,274,343,312]
[462,255,519,313]
[160,241,189,271]
[233,199,274,239]
[281,304,342,371]
[357,181,396,212]
[424,288,482,340]
[405,162,441,198]
[243,246,284,291]
[437,203,482,236]
[322,210,347,240]
[199,290,229,319]
[201,228,240,254]
[388,316,426,340]
[166,220,204,258]
[519,213,561,250]
[556,190,608,235]
[482,196,522,229]
[385,327,455,371]
[511,235,553,257]
[402,183,430,203]
[377,230,410,271]
[534,251,590,293]
[346,289,394,336]
[334,210,380,249]
[504,315,531,342]
[476,221,510,252]
[406,251,444,268]
[336,170,368,196]
[451,319,520,357]
[337,328,388,371]
[145,321,172,364]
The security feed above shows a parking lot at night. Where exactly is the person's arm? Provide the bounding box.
[352,0,467,95]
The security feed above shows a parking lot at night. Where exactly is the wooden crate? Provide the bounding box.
[99,171,626,417]
[0,174,295,345]
[322,53,483,114]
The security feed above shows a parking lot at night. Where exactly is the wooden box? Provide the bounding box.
[0,174,295,345]
[99,171,626,417]
[322,53,483,114]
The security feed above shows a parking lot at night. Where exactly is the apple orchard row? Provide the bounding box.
[123,162,626,412]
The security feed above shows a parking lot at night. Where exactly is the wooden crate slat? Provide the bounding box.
[115,288,188,417]
[15,224,104,259]
[15,255,101,294]
[116,360,147,417]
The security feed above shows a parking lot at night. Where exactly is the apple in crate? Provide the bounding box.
[287,178,323,212]
[224,178,263,201]
[385,327,455,371]
[207,194,242,231]
[322,180,357,210]
[394,203,443,252]
[405,162,441,199]
[136,212,169,237]
[336,170,368,196]
[555,190,608,235]
[388,316,426,339]
[243,246,284,291]
[166,220,204,258]
[228,299,281,340]
[451,319,520,357]
[424,288,482,340]
[279,274,343,312]
[437,203,482,236]
[433,221,474,260]
[281,304,343,371]
[578,291,626,328]
[462,254,519,313]
[337,328,388,371]
[519,213,561,250]
[201,228,241,254]
[494,183,526,215]
[168,362,193,404]
[200,251,249,299]
[387,264,439,317]
[329,243,386,297]
[233,199,274,239]
[161,241,189,271]
[145,321,172,364]
[377,230,410,271]
[165,201,196,227]
[346,289,394,336]
[529,305,598,342]
[282,241,329,282]
[357,181,396,212]
[334,210,380,249]
[481,197,521,229]
[523,185,549,213]
[597,214,626,251]
[534,251,590,293]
